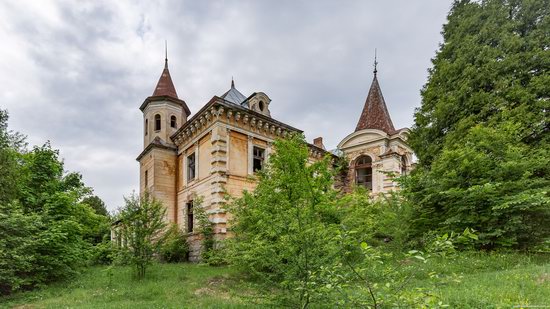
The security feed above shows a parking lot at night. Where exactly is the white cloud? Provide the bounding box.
[0,0,452,211]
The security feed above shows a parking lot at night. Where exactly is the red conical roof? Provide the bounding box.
[355,74,395,134]
[152,60,178,98]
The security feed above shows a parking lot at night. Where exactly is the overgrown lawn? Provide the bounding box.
[2,252,549,308]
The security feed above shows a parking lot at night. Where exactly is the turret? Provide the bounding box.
[140,57,191,147]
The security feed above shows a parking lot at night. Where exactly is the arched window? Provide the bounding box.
[355,155,372,190]
[145,119,148,136]
[154,114,161,131]
[401,156,407,175]
[258,101,265,111]
[170,115,177,128]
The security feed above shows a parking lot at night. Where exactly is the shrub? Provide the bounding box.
[160,224,189,263]
[90,241,117,265]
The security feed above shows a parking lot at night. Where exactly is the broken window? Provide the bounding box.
[253,146,265,172]
[187,153,196,181]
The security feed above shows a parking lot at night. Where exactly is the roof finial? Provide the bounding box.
[164,40,168,68]
[231,76,235,88]
[373,48,378,76]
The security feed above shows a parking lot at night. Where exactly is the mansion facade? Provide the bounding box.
[136,57,413,260]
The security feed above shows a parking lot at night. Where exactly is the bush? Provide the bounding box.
[90,241,117,265]
[160,224,189,263]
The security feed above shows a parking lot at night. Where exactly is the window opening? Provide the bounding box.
[253,146,265,172]
[355,155,373,190]
[187,201,194,233]
[187,153,196,181]
[170,115,177,128]
[154,114,161,131]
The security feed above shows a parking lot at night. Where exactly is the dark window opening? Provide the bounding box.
[187,153,196,181]
[170,115,177,128]
[258,100,264,111]
[145,119,148,136]
[355,155,373,190]
[187,201,194,233]
[401,156,407,175]
[154,114,161,131]
[144,170,148,188]
[253,146,265,172]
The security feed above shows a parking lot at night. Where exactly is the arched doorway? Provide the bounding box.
[355,155,373,190]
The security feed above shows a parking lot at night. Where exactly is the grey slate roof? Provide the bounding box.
[220,79,247,105]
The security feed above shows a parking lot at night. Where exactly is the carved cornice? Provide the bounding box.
[171,97,302,146]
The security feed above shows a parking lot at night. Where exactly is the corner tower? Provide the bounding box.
[137,56,191,223]
[337,58,413,194]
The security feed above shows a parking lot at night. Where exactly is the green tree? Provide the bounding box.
[0,110,106,294]
[406,0,550,248]
[227,134,341,307]
[117,192,167,279]
[82,195,109,217]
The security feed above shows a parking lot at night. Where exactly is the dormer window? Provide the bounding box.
[170,115,177,128]
[154,114,161,131]
[258,101,265,112]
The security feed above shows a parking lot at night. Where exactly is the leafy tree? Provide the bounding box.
[0,109,25,204]
[0,110,106,294]
[82,195,109,217]
[227,134,342,307]
[406,0,550,248]
[117,192,167,279]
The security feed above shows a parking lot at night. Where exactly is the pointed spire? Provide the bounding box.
[355,64,395,134]
[164,40,168,68]
[152,43,178,98]
[231,76,235,88]
[373,48,378,76]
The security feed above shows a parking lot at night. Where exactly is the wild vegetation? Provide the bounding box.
[406,0,550,249]
[1,0,549,308]
[0,109,111,296]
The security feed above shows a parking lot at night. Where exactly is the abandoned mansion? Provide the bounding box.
[136,57,414,260]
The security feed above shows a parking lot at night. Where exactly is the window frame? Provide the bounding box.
[170,115,177,129]
[154,114,161,131]
[187,152,196,182]
[355,155,373,190]
[252,146,265,173]
[186,201,194,233]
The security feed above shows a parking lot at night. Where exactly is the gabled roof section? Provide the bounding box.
[355,73,395,134]
[152,59,178,98]
[220,79,247,105]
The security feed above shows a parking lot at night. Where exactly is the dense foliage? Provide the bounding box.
[227,135,437,308]
[160,224,189,263]
[406,0,550,249]
[115,192,167,279]
[0,109,110,295]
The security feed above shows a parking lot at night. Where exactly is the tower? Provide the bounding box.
[136,56,191,223]
[337,56,413,193]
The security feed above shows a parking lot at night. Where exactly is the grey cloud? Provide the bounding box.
[0,0,452,211]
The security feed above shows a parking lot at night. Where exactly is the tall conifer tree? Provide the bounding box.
[406,0,550,248]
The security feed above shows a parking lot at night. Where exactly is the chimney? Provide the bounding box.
[313,137,326,150]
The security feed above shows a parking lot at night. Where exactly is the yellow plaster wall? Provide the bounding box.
[229,131,248,176]
[198,134,211,180]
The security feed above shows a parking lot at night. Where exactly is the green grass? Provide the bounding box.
[2,253,549,308]
[401,252,550,308]
[0,264,266,309]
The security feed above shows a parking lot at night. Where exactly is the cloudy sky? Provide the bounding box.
[0,0,453,211]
